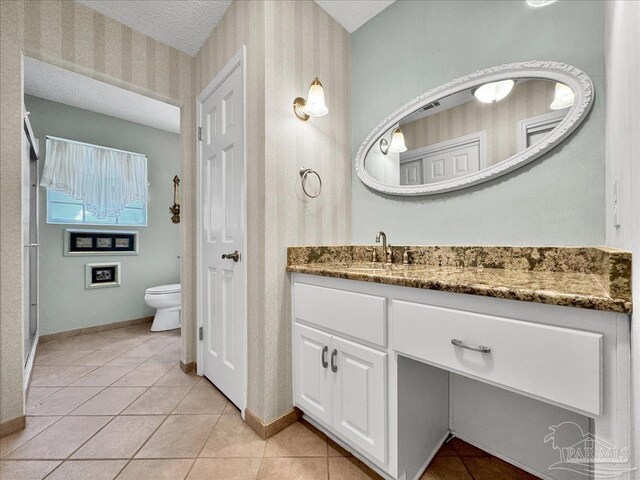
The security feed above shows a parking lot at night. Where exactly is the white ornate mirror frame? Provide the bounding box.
[354,61,594,196]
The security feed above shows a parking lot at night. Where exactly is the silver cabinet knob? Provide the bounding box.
[221,250,240,262]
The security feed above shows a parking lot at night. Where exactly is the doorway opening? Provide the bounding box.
[23,56,184,393]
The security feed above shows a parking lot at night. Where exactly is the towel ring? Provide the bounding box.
[299,167,322,198]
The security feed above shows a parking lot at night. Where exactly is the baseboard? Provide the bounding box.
[180,361,196,373]
[245,407,302,440]
[24,334,39,393]
[0,416,26,438]
[39,316,153,343]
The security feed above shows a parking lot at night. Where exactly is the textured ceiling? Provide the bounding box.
[314,0,395,33]
[76,0,233,56]
[24,57,180,134]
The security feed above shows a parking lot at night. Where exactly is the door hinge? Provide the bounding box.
[199,326,203,341]
[198,126,202,141]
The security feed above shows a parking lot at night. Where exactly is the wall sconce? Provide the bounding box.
[293,77,328,121]
[169,175,180,224]
[380,128,407,155]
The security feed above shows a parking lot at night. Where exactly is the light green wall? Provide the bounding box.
[351,0,605,245]
[26,95,181,335]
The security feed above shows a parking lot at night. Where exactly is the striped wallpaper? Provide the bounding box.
[402,80,557,167]
[195,0,352,422]
[1,0,351,427]
[0,0,196,425]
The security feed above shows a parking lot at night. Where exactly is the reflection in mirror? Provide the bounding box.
[365,78,573,186]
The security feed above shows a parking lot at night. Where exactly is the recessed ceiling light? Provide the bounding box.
[473,80,515,104]
[526,0,558,7]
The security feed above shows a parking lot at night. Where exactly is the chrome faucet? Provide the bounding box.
[376,231,392,263]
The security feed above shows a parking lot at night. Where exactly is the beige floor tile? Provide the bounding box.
[435,440,457,456]
[46,460,128,479]
[187,458,262,480]
[30,365,97,387]
[0,417,61,458]
[71,387,148,415]
[126,342,169,356]
[121,386,192,415]
[6,416,112,460]
[70,366,135,387]
[222,402,241,416]
[72,415,165,459]
[27,387,104,415]
[25,387,61,412]
[257,457,328,480]
[35,350,96,366]
[420,457,473,480]
[264,421,327,457]
[115,459,194,480]
[328,457,382,479]
[142,348,180,365]
[112,364,173,386]
[74,350,125,366]
[328,439,352,457]
[173,382,229,414]
[199,414,265,458]
[461,456,540,480]
[450,438,489,457]
[0,460,61,479]
[154,366,200,387]
[135,414,219,459]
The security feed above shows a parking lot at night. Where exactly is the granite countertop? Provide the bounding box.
[286,246,632,314]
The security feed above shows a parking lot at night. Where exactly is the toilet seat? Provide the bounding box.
[146,283,181,295]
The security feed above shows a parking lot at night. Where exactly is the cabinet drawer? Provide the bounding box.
[392,300,602,415]
[294,282,387,347]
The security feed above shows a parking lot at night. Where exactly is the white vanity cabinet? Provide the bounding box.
[293,283,388,465]
[291,273,631,480]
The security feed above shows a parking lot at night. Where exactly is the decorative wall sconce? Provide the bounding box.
[293,77,328,121]
[170,175,180,224]
[380,128,407,155]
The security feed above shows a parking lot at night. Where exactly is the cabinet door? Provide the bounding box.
[332,335,387,464]
[294,322,333,426]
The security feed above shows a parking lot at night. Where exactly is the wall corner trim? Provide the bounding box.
[0,415,26,438]
[244,407,302,440]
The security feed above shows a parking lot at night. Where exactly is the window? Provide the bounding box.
[47,190,147,226]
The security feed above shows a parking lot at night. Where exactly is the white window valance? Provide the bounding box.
[40,136,147,218]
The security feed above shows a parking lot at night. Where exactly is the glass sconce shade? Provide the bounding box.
[380,128,407,155]
[293,77,328,121]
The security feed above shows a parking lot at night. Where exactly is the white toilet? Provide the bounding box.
[144,284,181,331]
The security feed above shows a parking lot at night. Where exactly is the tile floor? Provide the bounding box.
[0,324,539,479]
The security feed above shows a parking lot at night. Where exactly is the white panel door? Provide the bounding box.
[332,335,387,464]
[423,144,480,183]
[198,52,245,409]
[294,322,333,426]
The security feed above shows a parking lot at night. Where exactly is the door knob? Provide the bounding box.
[221,250,240,262]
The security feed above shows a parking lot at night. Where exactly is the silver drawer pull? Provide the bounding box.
[451,338,491,353]
[331,349,338,372]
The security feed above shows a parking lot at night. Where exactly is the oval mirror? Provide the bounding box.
[355,61,594,196]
